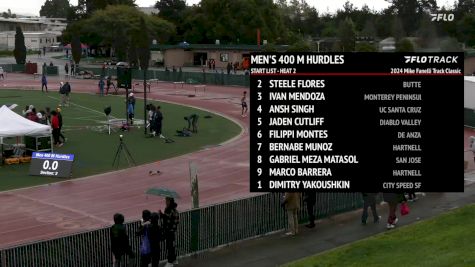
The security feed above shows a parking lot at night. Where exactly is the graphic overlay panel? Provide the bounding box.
[250,53,463,192]
[29,152,75,178]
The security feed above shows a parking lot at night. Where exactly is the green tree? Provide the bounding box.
[13,27,26,64]
[75,0,136,18]
[396,38,415,51]
[391,17,406,41]
[440,37,462,52]
[287,39,313,52]
[40,0,71,18]
[356,42,377,51]
[182,0,288,44]
[416,15,438,48]
[71,35,82,65]
[337,18,356,51]
[456,13,475,47]
[385,0,437,36]
[155,0,188,42]
[71,5,174,61]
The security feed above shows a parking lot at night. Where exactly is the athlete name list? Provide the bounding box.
[250,53,463,193]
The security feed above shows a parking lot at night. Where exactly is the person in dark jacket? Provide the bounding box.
[110,213,134,267]
[383,193,405,229]
[184,114,199,133]
[361,193,380,225]
[160,197,179,267]
[155,106,164,138]
[149,212,162,267]
[304,191,316,228]
[56,107,66,143]
[41,74,48,92]
[128,93,136,124]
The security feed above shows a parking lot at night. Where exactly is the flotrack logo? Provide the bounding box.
[430,13,455,21]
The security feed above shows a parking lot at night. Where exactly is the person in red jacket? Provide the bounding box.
[50,111,63,147]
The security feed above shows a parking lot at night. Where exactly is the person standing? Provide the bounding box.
[227,62,232,74]
[184,114,199,133]
[155,106,164,138]
[137,210,152,267]
[241,91,248,117]
[50,111,63,147]
[71,63,75,76]
[63,82,71,107]
[64,63,69,76]
[304,191,316,228]
[41,74,48,92]
[282,192,301,236]
[59,82,66,106]
[0,66,4,79]
[110,213,134,267]
[98,78,105,96]
[160,197,179,267]
[106,76,115,95]
[149,212,162,267]
[128,93,136,125]
[383,193,405,229]
[361,193,380,225]
[56,107,66,143]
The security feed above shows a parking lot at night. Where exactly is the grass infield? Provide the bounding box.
[284,204,475,267]
[0,89,241,191]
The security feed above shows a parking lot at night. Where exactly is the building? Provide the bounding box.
[0,31,58,51]
[151,43,288,69]
[0,17,67,51]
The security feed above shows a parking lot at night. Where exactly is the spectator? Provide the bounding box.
[149,212,162,267]
[282,192,301,236]
[49,61,53,67]
[137,210,152,267]
[45,107,51,124]
[155,106,164,138]
[160,197,179,267]
[64,63,69,75]
[41,74,48,93]
[106,76,115,95]
[128,93,136,125]
[63,82,71,107]
[383,193,405,229]
[38,111,47,124]
[361,193,380,225]
[71,64,75,76]
[27,108,39,122]
[227,62,232,74]
[50,110,63,147]
[304,191,316,228]
[241,91,248,117]
[98,78,105,96]
[110,213,134,267]
[22,105,30,116]
[0,66,4,79]
[59,82,65,105]
[56,107,66,143]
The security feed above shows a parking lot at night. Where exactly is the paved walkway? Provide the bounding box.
[0,73,253,248]
[178,182,475,267]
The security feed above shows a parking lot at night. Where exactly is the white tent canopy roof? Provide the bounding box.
[0,105,51,137]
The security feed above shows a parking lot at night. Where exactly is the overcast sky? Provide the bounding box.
[0,0,453,17]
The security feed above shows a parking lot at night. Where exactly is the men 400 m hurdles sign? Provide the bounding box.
[29,152,75,178]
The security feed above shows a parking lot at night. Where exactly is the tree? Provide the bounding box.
[287,39,313,52]
[396,38,415,52]
[75,0,136,18]
[71,35,82,65]
[440,37,462,51]
[40,0,71,18]
[155,0,186,24]
[2,9,16,18]
[13,27,26,64]
[456,13,475,47]
[385,0,437,35]
[356,42,377,51]
[337,18,356,51]
[391,17,406,41]
[67,5,174,61]
[416,15,438,48]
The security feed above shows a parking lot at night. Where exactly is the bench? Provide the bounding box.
[173,81,185,89]
[194,85,206,95]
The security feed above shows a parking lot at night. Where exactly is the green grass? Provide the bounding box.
[284,204,475,267]
[0,89,241,191]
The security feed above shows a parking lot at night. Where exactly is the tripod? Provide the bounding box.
[112,137,136,168]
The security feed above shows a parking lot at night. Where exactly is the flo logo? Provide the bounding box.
[430,13,455,21]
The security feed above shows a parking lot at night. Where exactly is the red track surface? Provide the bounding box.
[0,74,254,248]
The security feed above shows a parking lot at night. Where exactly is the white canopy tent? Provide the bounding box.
[0,105,52,159]
[0,105,51,137]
